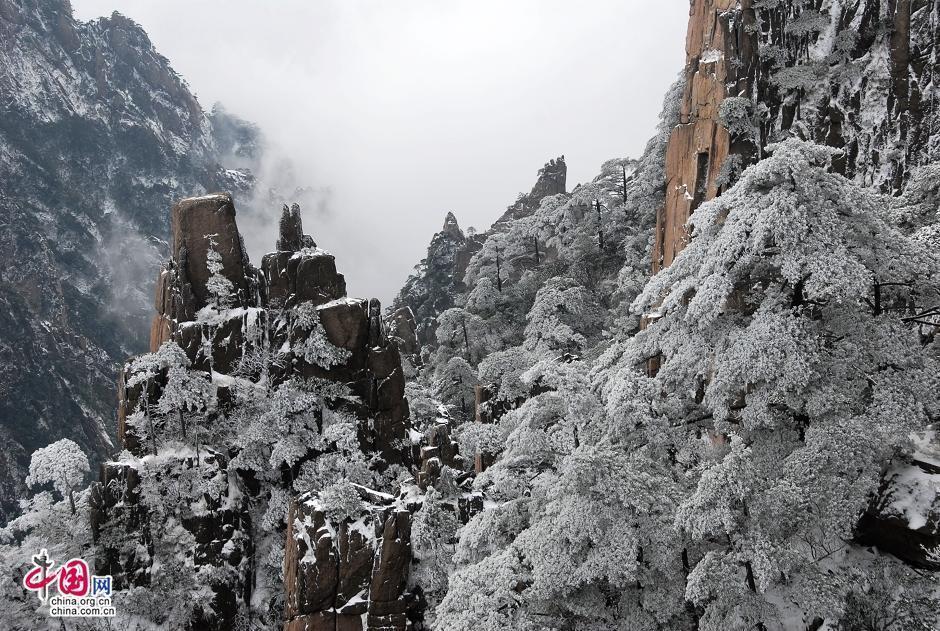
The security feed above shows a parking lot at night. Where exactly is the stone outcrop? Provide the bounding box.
[124,195,410,463]
[151,193,257,349]
[283,491,414,631]
[98,194,415,629]
[261,249,346,310]
[655,0,937,272]
[388,307,420,358]
[654,0,756,272]
[276,203,309,252]
[414,419,463,490]
[494,156,567,226]
[391,212,482,349]
[171,194,253,310]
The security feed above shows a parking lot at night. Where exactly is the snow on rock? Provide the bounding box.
[284,488,413,631]
[858,459,940,571]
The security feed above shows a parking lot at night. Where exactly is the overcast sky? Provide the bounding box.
[72,1,688,304]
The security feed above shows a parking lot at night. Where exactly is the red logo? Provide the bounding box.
[57,559,89,596]
[23,550,91,602]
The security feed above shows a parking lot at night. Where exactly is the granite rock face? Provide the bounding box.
[277,203,307,252]
[387,307,420,358]
[654,0,939,271]
[283,491,414,631]
[151,193,258,349]
[170,194,253,311]
[96,194,415,629]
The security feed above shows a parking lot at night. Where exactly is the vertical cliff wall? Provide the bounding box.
[655,0,936,271]
[651,0,940,574]
[654,0,757,272]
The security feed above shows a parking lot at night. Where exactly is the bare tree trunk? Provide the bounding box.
[873,276,882,316]
[461,318,472,363]
[533,236,540,265]
[622,164,628,204]
[744,560,757,593]
[495,246,503,292]
[146,378,157,455]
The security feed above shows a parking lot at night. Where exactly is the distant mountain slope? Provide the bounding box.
[0,0,263,519]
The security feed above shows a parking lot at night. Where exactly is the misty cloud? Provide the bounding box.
[72,0,688,304]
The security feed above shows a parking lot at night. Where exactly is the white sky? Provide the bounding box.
[72,1,688,304]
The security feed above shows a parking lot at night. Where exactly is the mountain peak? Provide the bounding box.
[442,211,463,239]
[531,155,566,198]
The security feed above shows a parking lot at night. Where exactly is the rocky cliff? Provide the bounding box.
[390,212,482,352]
[90,194,457,630]
[652,0,940,571]
[655,0,939,270]
[0,0,267,520]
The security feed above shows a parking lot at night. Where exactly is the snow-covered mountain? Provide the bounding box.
[395,1,940,628]
[0,1,937,630]
[0,0,262,519]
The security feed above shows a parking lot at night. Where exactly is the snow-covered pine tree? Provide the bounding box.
[205,234,236,310]
[625,139,940,629]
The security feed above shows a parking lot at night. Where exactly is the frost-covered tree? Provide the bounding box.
[438,360,687,629]
[433,356,478,421]
[626,139,940,629]
[0,442,94,629]
[430,76,693,630]
[205,233,236,309]
[158,363,214,446]
[523,277,602,355]
[126,341,193,454]
[438,137,940,631]
[411,487,461,614]
[476,346,536,408]
[24,438,89,515]
[434,307,496,366]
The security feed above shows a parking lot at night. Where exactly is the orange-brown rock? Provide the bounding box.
[171,193,252,310]
[653,0,757,273]
[148,194,256,351]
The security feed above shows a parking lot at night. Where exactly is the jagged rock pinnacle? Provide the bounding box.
[277,203,304,252]
[531,155,566,199]
[442,211,463,240]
